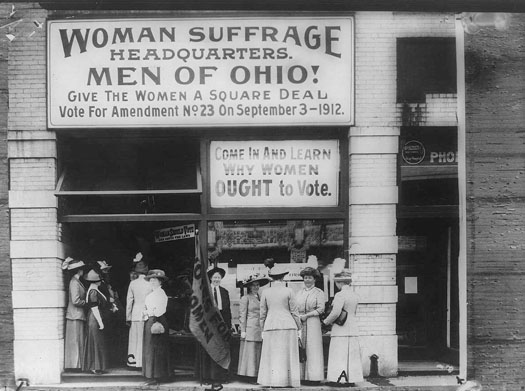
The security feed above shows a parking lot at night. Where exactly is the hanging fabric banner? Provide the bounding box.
[189,235,231,369]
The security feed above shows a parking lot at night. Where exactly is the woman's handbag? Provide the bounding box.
[334,309,348,326]
[298,338,307,363]
[151,321,165,334]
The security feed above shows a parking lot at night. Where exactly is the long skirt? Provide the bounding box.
[127,321,145,367]
[237,340,262,377]
[300,316,324,381]
[257,329,300,387]
[142,315,171,380]
[326,336,364,383]
[83,313,107,371]
[64,319,85,369]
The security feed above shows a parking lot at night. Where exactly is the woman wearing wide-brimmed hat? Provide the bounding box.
[257,264,302,387]
[237,273,270,381]
[83,269,111,374]
[126,253,153,368]
[322,269,363,386]
[62,257,88,370]
[295,266,326,383]
[141,269,171,385]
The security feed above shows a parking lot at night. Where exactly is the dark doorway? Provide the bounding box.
[397,218,459,365]
[65,221,197,370]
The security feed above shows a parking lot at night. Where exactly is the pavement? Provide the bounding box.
[27,375,460,391]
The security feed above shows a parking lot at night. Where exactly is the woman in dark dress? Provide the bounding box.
[142,269,171,385]
[195,266,232,384]
[83,269,111,374]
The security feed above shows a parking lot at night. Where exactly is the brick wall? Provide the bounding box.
[0,3,14,387]
[465,14,525,390]
[5,2,64,385]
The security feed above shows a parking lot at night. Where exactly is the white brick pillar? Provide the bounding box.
[7,4,66,384]
[348,132,399,376]
[9,141,66,385]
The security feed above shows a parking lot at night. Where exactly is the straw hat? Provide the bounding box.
[242,273,270,288]
[85,269,102,282]
[97,260,112,272]
[268,264,289,279]
[144,269,168,281]
[61,257,85,272]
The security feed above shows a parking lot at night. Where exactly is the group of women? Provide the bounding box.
[64,254,363,387]
[237,265,364,387]
[63,256,171,386]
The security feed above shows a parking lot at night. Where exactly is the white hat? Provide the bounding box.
[85,269,102,282]
[61,257,85,271]
[133,252,143,263]
[97,260,112,271]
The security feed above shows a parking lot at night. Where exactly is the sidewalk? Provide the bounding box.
[27,375,459,391]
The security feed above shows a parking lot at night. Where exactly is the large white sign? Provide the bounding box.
[210,140,339,207]
[47,17,354,128]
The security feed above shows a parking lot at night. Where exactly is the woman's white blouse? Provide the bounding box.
[144,286,168,317]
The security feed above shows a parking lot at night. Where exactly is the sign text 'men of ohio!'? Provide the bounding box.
[47,17,354,128]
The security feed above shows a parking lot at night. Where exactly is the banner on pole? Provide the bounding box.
[189,236,231,369]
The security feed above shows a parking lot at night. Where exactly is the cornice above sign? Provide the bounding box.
[38,0,525,12]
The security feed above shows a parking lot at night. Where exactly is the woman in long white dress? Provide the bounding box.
[295,266,326,383]
[322,269,364,386]
[257,265,302,388]
[237,274,270,380]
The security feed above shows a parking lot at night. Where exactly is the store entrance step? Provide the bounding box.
[62,368,143,383]
[398,360,459,376]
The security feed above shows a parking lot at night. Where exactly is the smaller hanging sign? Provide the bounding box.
[154,224,195,242]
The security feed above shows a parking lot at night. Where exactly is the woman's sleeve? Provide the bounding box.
[70,280,86,307]
[307,289,326,318]
[323,292,344,325]
[126,284,134,321]
[289,290,301,330]
[259,292,268,330]
[239,296,248,333]
[87,289,99,308]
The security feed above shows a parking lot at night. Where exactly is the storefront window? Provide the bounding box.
[207,219,344,327]
[56,135,202,217]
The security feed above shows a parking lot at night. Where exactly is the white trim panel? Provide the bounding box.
[10,240,66,259]
[12,290,66,309]
[9,191,57,208]
[350,135,399,154]
[350,186,398,204]
[349,236,398,254]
